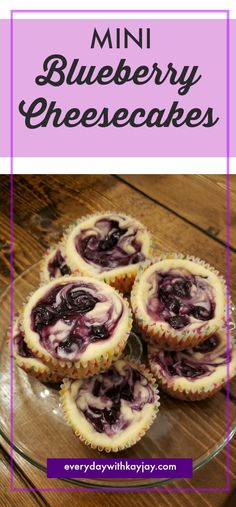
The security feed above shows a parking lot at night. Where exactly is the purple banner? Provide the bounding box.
[47,458,193,479]
[0,17,235,157]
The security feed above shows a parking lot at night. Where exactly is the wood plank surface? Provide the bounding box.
[0,446,43,507]
[0,174,235,507]
[1,436,236,507]
[119,175,236,250]
[0,175,235,291]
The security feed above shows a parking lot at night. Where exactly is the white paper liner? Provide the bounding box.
[15,357,63,383]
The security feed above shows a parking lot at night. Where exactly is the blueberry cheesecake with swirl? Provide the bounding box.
[41,213,151,292]
[131,255,225,351]
[22,276,132,378]
[148,331,236,400]
[9,316,63,383]
[60,358,159,451]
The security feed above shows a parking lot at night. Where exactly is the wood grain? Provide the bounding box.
[0,445,44,506]
[0,174,235,507]
[0,175,235,293]
[118,175,236,250]
[1,436,235,507]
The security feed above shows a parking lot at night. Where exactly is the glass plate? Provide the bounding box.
[0,262,236,489]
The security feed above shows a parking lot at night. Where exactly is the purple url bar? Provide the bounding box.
[47,458,193,479]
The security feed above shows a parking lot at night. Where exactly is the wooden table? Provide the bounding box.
[0,174,236,507]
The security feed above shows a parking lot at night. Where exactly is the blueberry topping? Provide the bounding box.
[85,411,104,433]
[159,284,173,303]
[85,403,120,432]
[131,253,143,264]
[166,315,189,329]
[173,280,192,298]
[160,351,209,378]
[98,229,127,251]
[79,364,148,434]
[121,382,133,401]
[98,225,127,251]
[61,264,71,276]
[82,248,97,262]
[89,406,101,415]
[168,365,177,376]
[48,250,71,278]
[180,363,206,378]
[110,229,126,242]
[165,297,181,314]
[58,335,83,353]
[154,332,227,381]
[92,379,101,397]
[106,387,121,401]
[67,290,97,313]
[77,217,145,271]
[193,335,219,353]
[98,238,114,251]
[33,287,98,336]
[190,305,213,321]
[33,305,54,330]
[78,295,96,313]
[148,270,215,330]
[90,325,109,341]
[17,336,34,358]
[103,406,119,424]
[100,257,110,267]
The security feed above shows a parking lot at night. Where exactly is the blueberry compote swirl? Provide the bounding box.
[47,249,71,278]
[152,334,229,381]
[75,217,145,272]
[147,268,215,330]
[75,363,155,435]
[31,282,124,361]
[13,323,34,359]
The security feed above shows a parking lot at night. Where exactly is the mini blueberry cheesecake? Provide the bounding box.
[60,212,152,292]
[60,358,160,451]
[131,255,225,350]
[9,316,63,383]
[22,276,132,378]
[40,247,71,283]
[148,331,236,400]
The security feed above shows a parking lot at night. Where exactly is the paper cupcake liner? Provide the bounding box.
[155,378,223,401]
[134,319,219,351]
[102,269,138,293]
[59,358,160,452]
[59,211,152,292]
[15,357,63,383]
[131,253,227,350]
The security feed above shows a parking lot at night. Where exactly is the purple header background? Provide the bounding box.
[0,18,235,157]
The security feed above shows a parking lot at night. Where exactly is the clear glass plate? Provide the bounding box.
[0,262,236,489]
